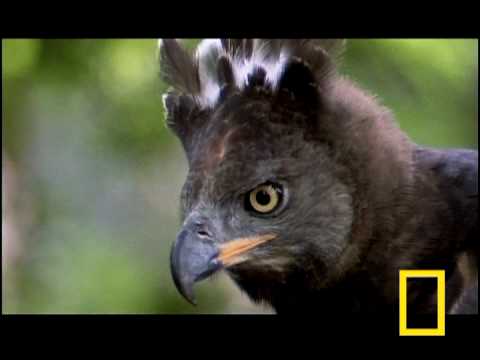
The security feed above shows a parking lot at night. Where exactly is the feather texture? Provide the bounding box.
[159,39,201,95]
[159,38,345,108]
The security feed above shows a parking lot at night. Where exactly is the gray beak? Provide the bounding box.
[170,226,222,305]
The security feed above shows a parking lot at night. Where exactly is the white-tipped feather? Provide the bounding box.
[195,39,224,60]
[198,79,221,108]
[231,43,290,90]
[192,39,293,107]
[195,39,224,108]
[265,49,290,90]
[162,39,340,109]
[161,93,172,129]
[161,93,170,113]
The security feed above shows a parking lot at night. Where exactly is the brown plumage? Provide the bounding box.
[160,39,478,314]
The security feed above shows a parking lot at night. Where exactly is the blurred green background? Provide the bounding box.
[2,39,478,314]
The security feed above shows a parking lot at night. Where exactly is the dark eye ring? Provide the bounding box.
[245,182,283,214]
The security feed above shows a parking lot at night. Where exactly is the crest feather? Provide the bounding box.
[159,39,200,95]
[159,38,346,109]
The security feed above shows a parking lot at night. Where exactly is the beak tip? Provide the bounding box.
[179,282,198,306]
[188,298,198,306]
[171,270,197,306]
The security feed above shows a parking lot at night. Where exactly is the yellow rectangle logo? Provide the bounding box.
[399,270,445,336]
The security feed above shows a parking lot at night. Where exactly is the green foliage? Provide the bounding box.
[2,39,477,314]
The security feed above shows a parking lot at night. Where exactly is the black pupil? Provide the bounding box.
[256,189,271,206]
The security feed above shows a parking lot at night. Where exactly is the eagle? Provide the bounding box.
[159,39,478,314]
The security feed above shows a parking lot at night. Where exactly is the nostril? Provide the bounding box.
[193,221,212,238]
[197,229,212,238]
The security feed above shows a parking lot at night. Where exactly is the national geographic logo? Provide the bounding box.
[399,270,446,336]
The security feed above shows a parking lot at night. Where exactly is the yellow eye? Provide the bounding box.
[248,183,282,214]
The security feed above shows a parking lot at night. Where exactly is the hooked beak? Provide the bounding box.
[170,226,275,305]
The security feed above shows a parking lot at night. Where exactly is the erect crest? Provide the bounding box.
[159,39,345,109]
[159,39,346,154]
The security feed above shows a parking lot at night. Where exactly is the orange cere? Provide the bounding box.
[218,233,276,266]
